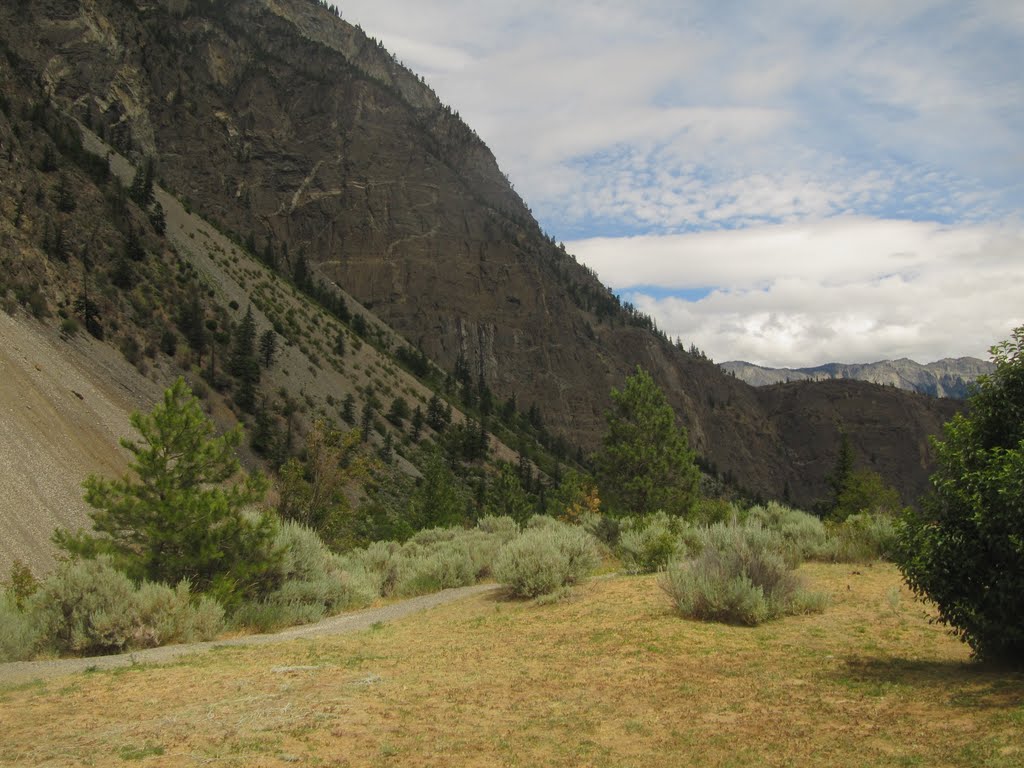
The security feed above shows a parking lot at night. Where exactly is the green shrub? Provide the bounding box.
[256,521,379,617]
[475,515,520,542]
[27,558,225,656]
[692,498,739,525]
[393,544,477,597]
[134,581,223,646]
[747,502,830,560]
[580,511,621,547]
[0,592,38,662]
[231,600,325,633]
[494,523,599,598]
[29,557,143,655]
[352,540,403,596]
[661,523,826,626]
[827,513,899,562]
[618,511,686,573]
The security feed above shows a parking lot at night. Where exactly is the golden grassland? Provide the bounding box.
[2,563,1022,768]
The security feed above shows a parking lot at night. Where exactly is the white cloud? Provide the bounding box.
[569,219,1023,367]
[331,1,1024,365]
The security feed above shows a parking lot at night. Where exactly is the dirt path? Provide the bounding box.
[0,583,500,686]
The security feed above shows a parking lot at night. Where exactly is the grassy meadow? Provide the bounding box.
[2,562,1022,767]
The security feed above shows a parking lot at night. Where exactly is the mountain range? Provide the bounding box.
[0,0,963,571]
[721,357,992,399]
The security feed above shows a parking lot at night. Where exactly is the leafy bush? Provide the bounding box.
[661,522,826,626]
[895,330,1024,661]
[393,543,477,597]
[475,515,520,542]
[826,513,899,562]
[134,581,223,646]
[618,511,686,573]
[238,521,378,627]
[494,523,599,598]
[29,557,144,655]
[0,592,39,662]
[747,502,830,561]
[692,498,739,525]
[579,511,621,547]
[27,558,224,656]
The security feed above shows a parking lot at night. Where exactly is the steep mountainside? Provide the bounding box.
[0,0,962,512]
[721,357,993,399]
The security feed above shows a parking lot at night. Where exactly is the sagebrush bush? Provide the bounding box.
[246,521,378,624]
[827,513,899,562]
[0,591,38,662]
[231,600,326,633]
[393,543,477,597]
[692,498,740,525]
[579,511,621,547]
[747,502,830,561]
[618,511,686,573]
[475,515,520,542]
[134,581,223,646]
[494,523,599,598]
[27,557,224,656]
[661,522,826,626]
[29,557,144,655]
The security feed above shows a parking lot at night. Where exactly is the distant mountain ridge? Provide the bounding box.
[720,357,993,399]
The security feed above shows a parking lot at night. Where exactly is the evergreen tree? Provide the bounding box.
[410,405,424,443]
[177,294,206,361]
[229,306,260,413]
[594,367,699,517]
[426,393,450,432]
[484,463,533,524]
[259,329,277,369]
[341,393,356,425]
[409,449,468,529]
[54,378,278,604]
[361,399,374,443]
[825,431,854,515]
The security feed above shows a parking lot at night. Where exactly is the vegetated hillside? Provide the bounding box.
[0,0,961,512]
[721,357,993,399]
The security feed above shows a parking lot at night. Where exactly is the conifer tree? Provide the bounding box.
[594,366,699,517]
[54,378,278,604]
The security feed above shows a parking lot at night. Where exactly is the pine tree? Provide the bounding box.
[259,329,277,369]
[54,378,278,604]
[594,367,700,517]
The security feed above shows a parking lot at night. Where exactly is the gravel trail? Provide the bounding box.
[0,583,500,686]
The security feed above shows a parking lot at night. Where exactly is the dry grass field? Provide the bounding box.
[2,563,1022,767]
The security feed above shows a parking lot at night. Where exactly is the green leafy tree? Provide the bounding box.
[54,378,278,605]
[897,326,1024,662]
[594,366,699,517]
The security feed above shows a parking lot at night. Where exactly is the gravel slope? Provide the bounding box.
[0,310,165,577]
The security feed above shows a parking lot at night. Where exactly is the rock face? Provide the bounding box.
[721,358,993,399]
[0,0,964,509]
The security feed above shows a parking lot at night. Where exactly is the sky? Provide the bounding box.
[332,1,1023,367]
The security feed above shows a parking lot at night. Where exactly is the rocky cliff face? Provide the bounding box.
[721,357,993,399]
[0,0,963,509]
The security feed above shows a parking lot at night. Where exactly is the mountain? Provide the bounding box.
[0,0,963,562]
[721,358,993,399]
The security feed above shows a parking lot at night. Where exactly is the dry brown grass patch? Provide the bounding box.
[2,563,1022,767]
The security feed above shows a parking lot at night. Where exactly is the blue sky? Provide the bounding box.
[333,0,1023,367]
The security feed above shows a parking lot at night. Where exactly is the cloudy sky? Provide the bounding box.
[334,1,1023,367]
